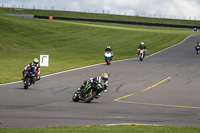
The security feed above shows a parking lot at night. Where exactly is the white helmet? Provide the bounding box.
[33,58,39,65]
[141,42,144,45]
[107,46,110,48]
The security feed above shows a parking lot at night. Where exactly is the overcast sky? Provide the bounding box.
[1,0,200,20]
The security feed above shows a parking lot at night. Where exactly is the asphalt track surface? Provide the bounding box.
[0,34,200,127]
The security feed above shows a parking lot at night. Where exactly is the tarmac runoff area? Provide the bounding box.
[0,34,200,127]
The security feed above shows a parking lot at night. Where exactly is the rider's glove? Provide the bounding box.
[98,83,102,89]
[90,78,93,82]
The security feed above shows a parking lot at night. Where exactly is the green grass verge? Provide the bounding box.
[0,8,197,84]
[0,125,200,133]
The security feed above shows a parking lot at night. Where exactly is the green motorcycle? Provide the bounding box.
[72,81,103,103]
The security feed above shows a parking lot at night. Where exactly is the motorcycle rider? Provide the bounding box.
[104,46,113,60]
[137,42,147,57]
[195,42,200,52]
[195,42,200,47]
[78,73,109,98]
[22,58,40,84]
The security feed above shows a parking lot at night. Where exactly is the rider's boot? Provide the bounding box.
[95,93,101,99]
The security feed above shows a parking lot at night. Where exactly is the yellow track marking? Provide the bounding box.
[115,77,200,109]
[115,77,171,101]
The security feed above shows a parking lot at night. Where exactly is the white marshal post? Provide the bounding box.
[40,55,49,67]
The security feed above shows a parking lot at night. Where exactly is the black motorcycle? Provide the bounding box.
[72,81,103,103]
[195,45,200,54]
[23,66,37,89]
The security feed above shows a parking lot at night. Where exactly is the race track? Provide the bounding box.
[0,33,200,127]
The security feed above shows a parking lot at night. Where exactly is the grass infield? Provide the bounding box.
[0,125,200,133]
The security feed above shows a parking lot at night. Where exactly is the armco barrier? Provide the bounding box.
[8,14,34,18]
[34,15,200,29]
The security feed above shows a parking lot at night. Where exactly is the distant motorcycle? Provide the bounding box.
[195,45,200,54]
[72,81,103,103]
[104,51,112,65]
[23,66,37,89]
[137,49,147,61]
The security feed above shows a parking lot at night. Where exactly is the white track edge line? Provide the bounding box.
[105,123,161,126]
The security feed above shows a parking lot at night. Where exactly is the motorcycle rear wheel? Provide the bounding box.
[84,89,97,103]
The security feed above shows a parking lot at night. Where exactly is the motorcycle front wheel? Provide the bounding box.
[72,91,80,102]
[139,55,143,61]
[106,61,110,65]
[24,77,30,89]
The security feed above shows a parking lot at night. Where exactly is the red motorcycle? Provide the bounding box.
[137,49,147,61]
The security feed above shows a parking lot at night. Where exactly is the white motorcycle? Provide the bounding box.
[104,51,113,65]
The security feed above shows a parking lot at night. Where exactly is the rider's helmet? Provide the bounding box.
[33,58,39,65]
[101,73,108,82]
[141,42,144,45]
[197,42,199,45]
[107,46,111,49]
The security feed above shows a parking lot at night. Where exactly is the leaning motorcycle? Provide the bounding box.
[104,51,112,65]
[23,66,37,89]
[72,81,103,103]
[195,45,200,54]
[138,49,147,61]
